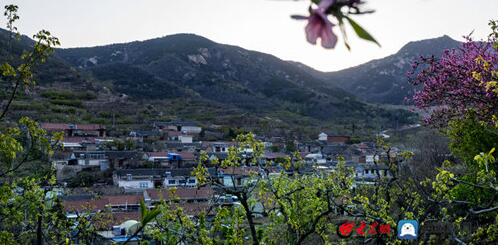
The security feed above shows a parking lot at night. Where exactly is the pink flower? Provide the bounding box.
[305,0,337,49]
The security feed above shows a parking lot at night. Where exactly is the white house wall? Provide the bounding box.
[117,180,154,191]
[181,126,202,134]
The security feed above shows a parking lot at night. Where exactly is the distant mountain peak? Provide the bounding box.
[54,31,394,124]
[1,28,417,135]
[321,36,462,105]
[398,35,460,56]
[158,33,215,43]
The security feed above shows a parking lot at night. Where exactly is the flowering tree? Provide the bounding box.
[408,24,498,127]
[408,21,498,244]
[0,1,498,245]
[292,0,380,49]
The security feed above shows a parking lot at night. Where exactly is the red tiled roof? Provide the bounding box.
[177,151,196,160]
[107,205,211,227]
[63,195,143,212]
[103,195,142,205]
[41,123,105,131]
[167,131,184,137]
[327,135,350,143]
[111,212,141,225]
[63,198,108,212]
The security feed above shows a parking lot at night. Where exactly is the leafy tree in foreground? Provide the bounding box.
[139,23,500,243]
[147,133,409,245]
[0,2,498,246]
[0,4,105,245]
[408,21,498,244]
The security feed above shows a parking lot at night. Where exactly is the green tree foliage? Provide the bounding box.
[410,21,498,244]
[0,3,498,246]
[189,133,405,244]
[446,113,497,167]
[0,4,102,244]
[145,20,498,246]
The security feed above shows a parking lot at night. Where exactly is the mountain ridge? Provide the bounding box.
[1,28,417,138]
[55,33,404,121]
[318,35,462,104]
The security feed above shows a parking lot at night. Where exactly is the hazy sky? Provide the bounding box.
[6,0,498,71]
